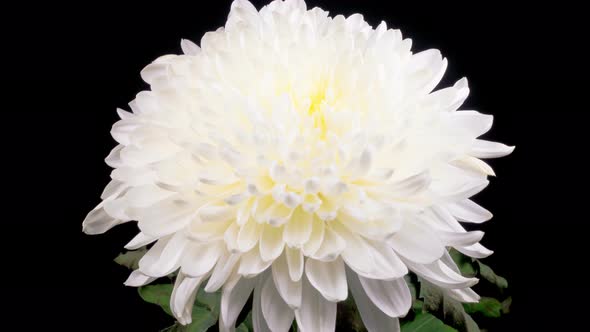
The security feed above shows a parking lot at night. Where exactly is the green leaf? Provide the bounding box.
[464,297,503,318]
[141,284,218,332]
[196,287,221,314]
[237,312,253,332]
[419,279,480,332]
[139,284,174,316]
[114,248,147,270]
[449,249,476,277]
[401,312,457,332]
[501,296,512,314]
[476,261,508,289]
[184,306,217,332]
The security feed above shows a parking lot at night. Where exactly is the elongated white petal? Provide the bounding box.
[181,39,201,55]
[124,270,156,287]
[283,208,312,247]
[272,251,302,308]
[456,242,493,258]
[125,232,157,250]
[82,205,123,235]
[252,276,272,332]
[259,225,285,261]
[447,199,493,223]
[438,230,484,247]
[171,272,207,325]
[470,140,515,158]
[286,247,304,281]
[238,246,273,277]
[359,276,411,317]
[388,221,445,264]
[311,225,345,261]
[305,257,347,302]
[181,242,223,277]
[205,251,241,292]
[295,274,337,332]
[220,273,257,331]
[261,276,295,332]
[346,268,401,332]
[405,259,478,289]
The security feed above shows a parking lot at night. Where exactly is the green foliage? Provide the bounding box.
[477,261,508,290]
[138,284,218,332]
[113,248,147,270]
[401,313,457,332]
[420,279,480,332]
[464,297,503,318]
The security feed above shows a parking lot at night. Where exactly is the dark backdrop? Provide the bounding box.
[8,0,583,330]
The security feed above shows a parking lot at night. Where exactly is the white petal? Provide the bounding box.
[261,276,295,332]
[470,140,515,159]
[124,270,156,287]
[238,245,273,277]
[82,205,123,235]
[305,257,347,302]
[438,230,484,247]
[181,38,201,55]
[205,251,241,292]
[405,259,478,289]
[295,274,337,332]
[453,111,494,137]
[331,221,375,274]
[283,208,312,247]
[238,218,262,252]
[310,224,345,262]
[388,171,431,197]
[358,243,408,280]
[139,233,188,277]
[285,247,304,281]
[359,276,411,318]
[171,272,206,325]
[388,221,444,264]
[259,225,285,261]
[181,242,224,277]
[456,242,493,258]
[220,273,257,331]
[272,252,302,308]
[199,205,236,223]
[446,287,480,303]
[301,215,325,256]
[346,268,401,332]
[125,232,157,250]
[189,220,232,242]
[447,199,493,223]
[253,276,272,332]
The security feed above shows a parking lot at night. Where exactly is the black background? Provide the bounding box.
[8,0,584,330]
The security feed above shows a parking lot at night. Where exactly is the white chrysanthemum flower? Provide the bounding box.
[83,0,514,330]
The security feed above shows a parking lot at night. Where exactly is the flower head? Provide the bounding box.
[83,0,514,330]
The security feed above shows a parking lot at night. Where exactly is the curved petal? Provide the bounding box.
[305,257,347,302]
[125,232,157,250]
[205,251,241,292]
[285,247,304,281]
[171,272,207,325]
[359,276,411,318]
[470,140,515,159]
[220,273,257,331]
[388,221,445,264]
[124,270,156,287]
[272,251,302,308]
[295,274,337,332]
[447,199,492,223]
[181,242,224,277]
[346,268,401,332]
[238,245,273,277]
[261,276,295,332]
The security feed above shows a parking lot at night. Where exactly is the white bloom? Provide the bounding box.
[83,0,514,331]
